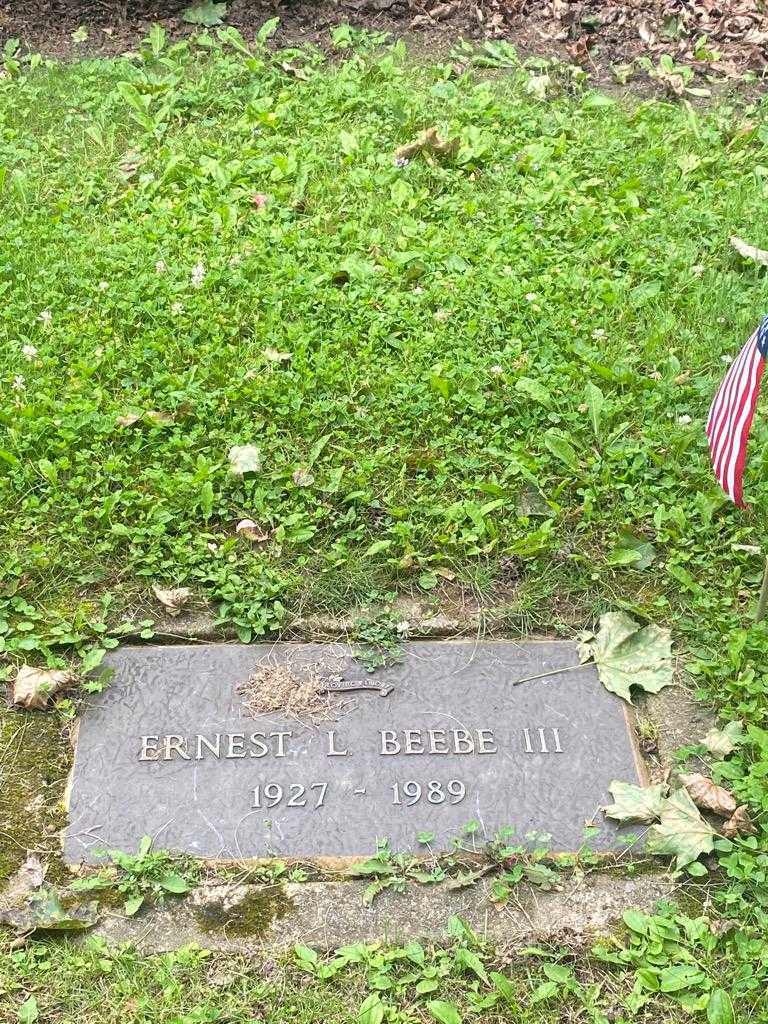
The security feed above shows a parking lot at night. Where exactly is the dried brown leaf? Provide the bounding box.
[152,586,192,615]
[7,854,47,899]
[638,18,657,46]
[552,0,569,20]
[722,805,757,838]
[679,773,737,817]
[13,665,74,710]
[19,853,46,889]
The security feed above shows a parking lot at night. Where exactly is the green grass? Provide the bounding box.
[3,22,768,1024]
[2,28,768,659]
[1,907,766,1023]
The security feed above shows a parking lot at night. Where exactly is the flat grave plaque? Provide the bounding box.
[64,641,646,863]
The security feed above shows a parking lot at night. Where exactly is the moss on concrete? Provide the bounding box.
[193,883,294,937]
[0,704,71,884]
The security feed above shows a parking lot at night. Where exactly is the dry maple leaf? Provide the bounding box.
[152,586,192,615]
[722,805,757,838]
[13,665,74,710]
[604,780,668,824]
[679,773,737,817]
[646,788,715,868]
[730,235,768,266]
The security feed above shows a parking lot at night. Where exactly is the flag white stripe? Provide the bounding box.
[708,330,757,432]
[707,337,754,450]
[724,346,762,498]
[710,338,757,473]
[708,335,754,444]
[712,345,757,480]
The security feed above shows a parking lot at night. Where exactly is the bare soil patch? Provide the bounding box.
[1,1,766,89]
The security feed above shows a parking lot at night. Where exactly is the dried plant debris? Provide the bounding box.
[730,235,768,266]
[5,854,47,902]
[678,773,738,817]
[13,665,74,710]
[237,662,346,721]
[703,720,745,757]
[152,585,192,616]
[228,443,262,476]
[485,0,768,78]
[722,805,757,838]
[236,518,270,542]
[394,127,460,163]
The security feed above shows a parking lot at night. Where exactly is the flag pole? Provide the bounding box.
[756,555,768,623]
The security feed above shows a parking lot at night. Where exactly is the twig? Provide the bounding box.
[511,663,584,686]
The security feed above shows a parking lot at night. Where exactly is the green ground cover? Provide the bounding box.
[0,916,762,1024]
[2,26,768,655]
[3,22,768,1024]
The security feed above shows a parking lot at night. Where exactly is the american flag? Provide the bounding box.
[707,316,768,507]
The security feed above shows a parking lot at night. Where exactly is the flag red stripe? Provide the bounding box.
[707,319,768,506]
[708,336,755,466]
[713,343,759,481]
[730,357,765,507]
[707,338,753,461]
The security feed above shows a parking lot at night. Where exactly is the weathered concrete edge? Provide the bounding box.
[86,873,675,954]
[135,597,530,645]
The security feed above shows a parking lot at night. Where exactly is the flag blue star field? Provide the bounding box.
[707,316,768,507]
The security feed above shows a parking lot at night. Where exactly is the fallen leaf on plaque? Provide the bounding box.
[604,780,668,824]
